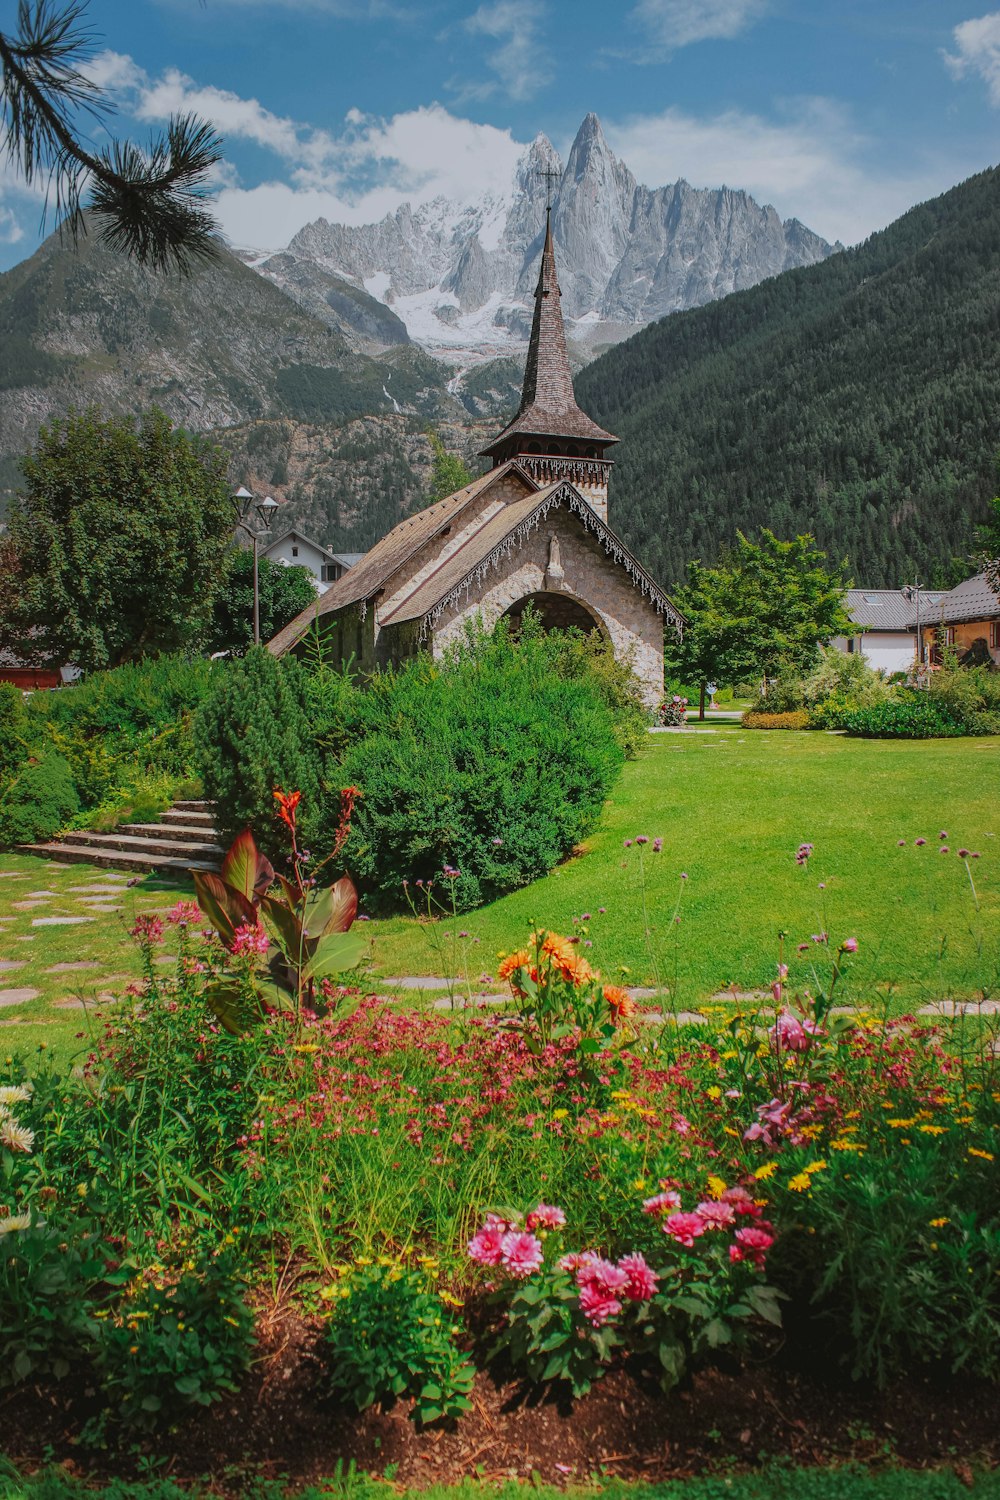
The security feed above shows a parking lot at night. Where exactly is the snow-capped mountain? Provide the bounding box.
[255,114,839,368]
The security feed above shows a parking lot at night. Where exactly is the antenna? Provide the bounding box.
[539,165,561,211]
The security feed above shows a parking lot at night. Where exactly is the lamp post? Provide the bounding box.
[233,487,280,646]
[902,580,922,672]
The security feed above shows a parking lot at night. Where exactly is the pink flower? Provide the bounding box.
[167,900,202,926]
[231,923,270,957]
[468,1224,506,1266]
[840,937,858,953]
[578,1283,622,1326]
[575,1257,630,1295]
[130,914,163,944]
[940,831,949,840]
[558,1250,600,1275]
[772,1011,812,1053]
[731,1225,774,1268]
[618,1252,658,1301]
[722,1186,759,1217]
[642,1190,681,1216]
[915,838,927,846]
[696,1200,736,1230]
[663,1212,707,1248]
[500,1230,544,1278]
[526,1203,566,1231]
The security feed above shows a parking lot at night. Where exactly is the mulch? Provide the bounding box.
[2,1305,999,1494]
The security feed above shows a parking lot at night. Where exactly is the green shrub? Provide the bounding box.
[844,696,967,738]
[322,1262,474,1425]
[96,1250,255,1431]
[0,683,38,781]
[741,709,811,730]
[334,624,625,911]
[544,629,649,757]
[802,646,899,728]
[0,1216,112,1388]
[195,648,324,860]
[0,750,80,844]
[760,670,807,713]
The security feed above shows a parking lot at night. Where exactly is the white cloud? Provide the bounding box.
[0,206,26,246]
[942,11,1000,104]
[605,98,971,245]
[458,0,549,102]
[630,0,769,53]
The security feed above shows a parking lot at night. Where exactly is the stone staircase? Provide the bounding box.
[23,799,224,876]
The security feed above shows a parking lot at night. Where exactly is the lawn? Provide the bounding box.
[1,729,998,1056]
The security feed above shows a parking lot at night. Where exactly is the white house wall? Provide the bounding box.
[834,632,915,675]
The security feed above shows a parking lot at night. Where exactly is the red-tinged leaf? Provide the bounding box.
[305,876,358,936]
[278,874,303,910]
[222,829,274,904]
[203,980,249,1036]
[260,893,303,962]
[192,870,257,944]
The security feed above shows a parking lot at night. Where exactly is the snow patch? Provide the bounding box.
[364,271,392,302]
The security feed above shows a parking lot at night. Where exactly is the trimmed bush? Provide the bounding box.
[0,751,80,844]
[333,624,625,912]
[741,709,811,730]
[196,648,324,859]
[844,696,966,738]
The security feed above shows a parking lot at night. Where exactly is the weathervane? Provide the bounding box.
[539,165,560,211]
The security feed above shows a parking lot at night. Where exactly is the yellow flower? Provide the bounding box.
[439,1290,464,1308]
[929,1217,950,1228]
[632,1178,648,1192]
[706,1175,727,1200]
[955,1116,974,1125]
[721,1049,738,1061]
[805,1160,828,1175]
[706,1086,722,1101]
[919,1124,947,1135]
[611,1090,632,1101]
[292,1043,320,1055]
[754,1162,778,1180]
[552,1109,569,1121]
[887,1118,917,1129]
[969,1147,995,1161]
[787,1173,811,1193]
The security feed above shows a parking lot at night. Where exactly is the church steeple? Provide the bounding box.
[480,208,617,520]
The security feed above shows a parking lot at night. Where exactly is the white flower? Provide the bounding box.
[0,1085,32,1109]
[0,1119,34,1153]
[0,1212,31,1236]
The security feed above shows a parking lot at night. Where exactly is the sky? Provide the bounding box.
[2,0,1000,272]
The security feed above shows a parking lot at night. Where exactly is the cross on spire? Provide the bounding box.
[538,164,560,210]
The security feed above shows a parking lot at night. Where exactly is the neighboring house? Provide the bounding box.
[269,212,683,708]
[0,647,79,691]
[834,589,943,675]
[261,531,363,590]
[916,573,1000,666]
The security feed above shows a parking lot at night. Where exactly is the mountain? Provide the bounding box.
[0,220,463,524]
[257,114,837,375]
[576,167,1000,589]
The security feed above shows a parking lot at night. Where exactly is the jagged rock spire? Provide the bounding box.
[480,208,617,464]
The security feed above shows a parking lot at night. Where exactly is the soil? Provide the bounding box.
[2,1306,999,1494]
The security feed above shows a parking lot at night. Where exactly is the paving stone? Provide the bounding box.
[0,873,28,880]
[47,961,100,973]
[13,900,50,911]
[431,994,508,1009]
[917,999,1000,1016]
[15,936,35,942]
[626,986,659,1000]
[31,916,95,926]
[710,990,770,1002]
[154,955,176,966]
[383,976,452,990]
[0,961,26,973]
[26,890,58,898]
[0,987,40,1006]
[639,1010,708,1024]
[51,998,86,1010]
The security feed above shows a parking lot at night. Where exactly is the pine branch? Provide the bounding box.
[0,0,224,272]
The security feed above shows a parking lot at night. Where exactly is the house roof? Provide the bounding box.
[268,464,526,654]
[263,529,338,561]
[480,211,616,460]
[845,589,943,631]
[918,572,1000,626]
[331,552,366,568]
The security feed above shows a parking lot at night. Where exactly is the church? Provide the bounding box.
[269,213,682,706]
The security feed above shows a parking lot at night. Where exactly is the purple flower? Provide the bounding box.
[442,865,461,879]
[680,872,688,880]
[581,913,591,921]
[653,837,663,852]
[958,848,970,859]
[915,838,927,846]
[940,831,949,840]
[491,836,503,846]
[841,937,858,953]
[897,839,906,846]
[623,839,633,848]
[939,846,949,855]
[636,835,649,845]
[795,842,814,866]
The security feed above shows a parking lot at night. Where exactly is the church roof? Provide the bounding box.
[267,463,531,654]
[480,211,617,459]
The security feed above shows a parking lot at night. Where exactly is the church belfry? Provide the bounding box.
[479,208,618,520]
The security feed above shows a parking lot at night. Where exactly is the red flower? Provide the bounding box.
[273,788,302,830]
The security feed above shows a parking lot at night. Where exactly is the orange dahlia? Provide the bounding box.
[604,984,637,1021]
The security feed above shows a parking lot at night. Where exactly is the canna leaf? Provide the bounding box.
[302,929,367,981]
[260,894,303,960]
[192,871,257,946]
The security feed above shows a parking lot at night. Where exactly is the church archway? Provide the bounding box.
[502,591,607,638]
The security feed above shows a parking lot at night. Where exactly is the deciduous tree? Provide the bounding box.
[207,548,317,656]
[1,407,233,670]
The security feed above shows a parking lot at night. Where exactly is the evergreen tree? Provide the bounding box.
[207,550,317,656]
[425,430,474,504]
[0,0,220,271]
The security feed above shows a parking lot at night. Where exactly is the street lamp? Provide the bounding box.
[902,581,922,671]
[233,487,281,646]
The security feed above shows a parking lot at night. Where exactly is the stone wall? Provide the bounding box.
[429,506,665,707]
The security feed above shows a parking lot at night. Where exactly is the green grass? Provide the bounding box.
[366,731,1000,1010]
[2,731,999,1056]
[2,1466,999,1500]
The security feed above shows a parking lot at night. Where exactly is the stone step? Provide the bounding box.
[172,800,212,812]
[21,842,219,874]
[158,807,216,829]
[47,831,222,860]
[118,821,220,845]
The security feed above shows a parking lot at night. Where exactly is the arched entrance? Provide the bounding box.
[502,592,606,637]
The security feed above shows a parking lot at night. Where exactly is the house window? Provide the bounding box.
[944,626,955,647]
[291,545,299,558]
[991,622,1000,651]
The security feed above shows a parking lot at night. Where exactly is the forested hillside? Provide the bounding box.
[577,167,1000,587]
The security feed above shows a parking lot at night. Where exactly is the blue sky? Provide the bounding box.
[2,0,1000,271]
